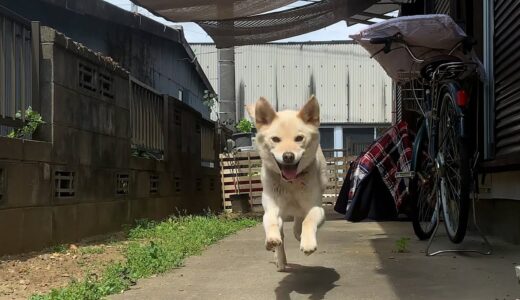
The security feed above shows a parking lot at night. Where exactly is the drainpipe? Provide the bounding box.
[218,47,236,130]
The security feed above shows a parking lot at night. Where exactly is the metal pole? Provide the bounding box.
[217,47,236,130]
[483,0,494,160]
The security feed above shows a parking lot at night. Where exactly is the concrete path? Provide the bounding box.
[111,211,520,300]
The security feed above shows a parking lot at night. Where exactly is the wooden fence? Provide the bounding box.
[220,150,355,212]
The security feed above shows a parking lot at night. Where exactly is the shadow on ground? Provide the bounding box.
[275,263,340,300]
[369,222,520,299]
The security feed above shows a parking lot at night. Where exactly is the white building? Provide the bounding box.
[191,42,394,156]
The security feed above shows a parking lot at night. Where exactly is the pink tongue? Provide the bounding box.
[281,165,298,180]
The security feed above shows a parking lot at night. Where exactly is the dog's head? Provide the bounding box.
[247,96,320,181]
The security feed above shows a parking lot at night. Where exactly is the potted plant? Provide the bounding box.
[232,118,254,148]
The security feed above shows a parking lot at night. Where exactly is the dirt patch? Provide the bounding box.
[0,233,126,300]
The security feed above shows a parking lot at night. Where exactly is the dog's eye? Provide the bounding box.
[295,135,304,142]
[271,136,281,143]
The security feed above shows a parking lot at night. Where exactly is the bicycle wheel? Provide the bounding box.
[437,84,471,244]
[410,121,438,240]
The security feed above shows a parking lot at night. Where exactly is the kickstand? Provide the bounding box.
[425,193,493,256]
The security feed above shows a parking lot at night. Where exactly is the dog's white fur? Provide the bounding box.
[247,96,327,271]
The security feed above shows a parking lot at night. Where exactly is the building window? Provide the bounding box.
[55,171,75,198]
[178,89,184,101]
[99,72,115,99]
[150,175,159,194]
[78,63,97,92]
[116,173,129,195]
[343,128,374,157]
[319,128,335,158]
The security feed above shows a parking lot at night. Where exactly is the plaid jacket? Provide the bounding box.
[347,121,413,210]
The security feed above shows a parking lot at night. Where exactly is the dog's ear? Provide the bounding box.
[254,97,276,130]
[298,95,320,126]
[245,103,255,120]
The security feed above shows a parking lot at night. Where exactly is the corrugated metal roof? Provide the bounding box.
[191,42,392,124]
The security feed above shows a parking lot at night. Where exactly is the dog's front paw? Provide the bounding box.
[265,236,282,251]
[300,238,317,256]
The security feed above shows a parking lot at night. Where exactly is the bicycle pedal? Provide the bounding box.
[396,171,415,178]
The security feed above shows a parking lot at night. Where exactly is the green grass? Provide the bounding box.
[395,237,411,253]
[30,215,258,300]
[48,244,68,254]
[79,246,105,255]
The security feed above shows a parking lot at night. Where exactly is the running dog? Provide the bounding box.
[247,96,327,271]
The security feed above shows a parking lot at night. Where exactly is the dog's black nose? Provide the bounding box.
[282,152,295,163]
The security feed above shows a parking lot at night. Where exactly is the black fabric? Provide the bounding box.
[335,167,397,222]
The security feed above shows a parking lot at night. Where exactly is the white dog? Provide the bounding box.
[247,96,327,271]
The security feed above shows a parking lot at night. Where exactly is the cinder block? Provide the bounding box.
[77,202,100,238]
[23,140,52,162]
[135,171,150,199]
[21,207,53,252]
[5,162,52,208]
[0,137,23,160]
[53,85,79,127]
[0,209,23,255]
[114,107,130,139]
[129,198,151,221]
[52,46,78,91]
[114,76,130,109]
[52,205,78,244]
[77,131,93,166]
[51,125,79,165]
[97,201,127,233]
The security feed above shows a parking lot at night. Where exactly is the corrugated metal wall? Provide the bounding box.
[494,0,520,157]
[191,43,392,124]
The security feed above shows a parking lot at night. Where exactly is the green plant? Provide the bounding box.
[395,237,411,253]
[49,244,68,254]
[202,90,218,114]
[236,118,253,133]
[7,106,45,138]
[31,215,258,300]
[80,246,105,255]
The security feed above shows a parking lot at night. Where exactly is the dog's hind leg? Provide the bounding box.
[274,225,287,272]
[293,217,302,241]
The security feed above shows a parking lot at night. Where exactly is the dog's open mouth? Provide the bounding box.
[278,162,299,181]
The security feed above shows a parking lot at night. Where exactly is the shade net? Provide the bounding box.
[131,0,410,48]
[130,0,298,21]
[197,0,379,48]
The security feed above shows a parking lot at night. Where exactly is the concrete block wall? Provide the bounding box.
[0,27,220,255]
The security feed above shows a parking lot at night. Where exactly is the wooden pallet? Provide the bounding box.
[220,151,355,212]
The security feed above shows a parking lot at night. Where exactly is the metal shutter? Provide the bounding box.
[494,0,520,157]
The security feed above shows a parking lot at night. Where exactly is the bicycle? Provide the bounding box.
[352,15,482,244]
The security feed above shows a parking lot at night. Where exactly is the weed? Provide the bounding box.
[48,244,68,254]
[80,246,105,255]
[395,237,411,253]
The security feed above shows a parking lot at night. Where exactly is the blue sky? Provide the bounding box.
[103,0,373,43]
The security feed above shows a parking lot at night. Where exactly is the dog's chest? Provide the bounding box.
[271,179,313,211]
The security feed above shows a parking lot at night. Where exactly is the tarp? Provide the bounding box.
[350,14,484,83]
